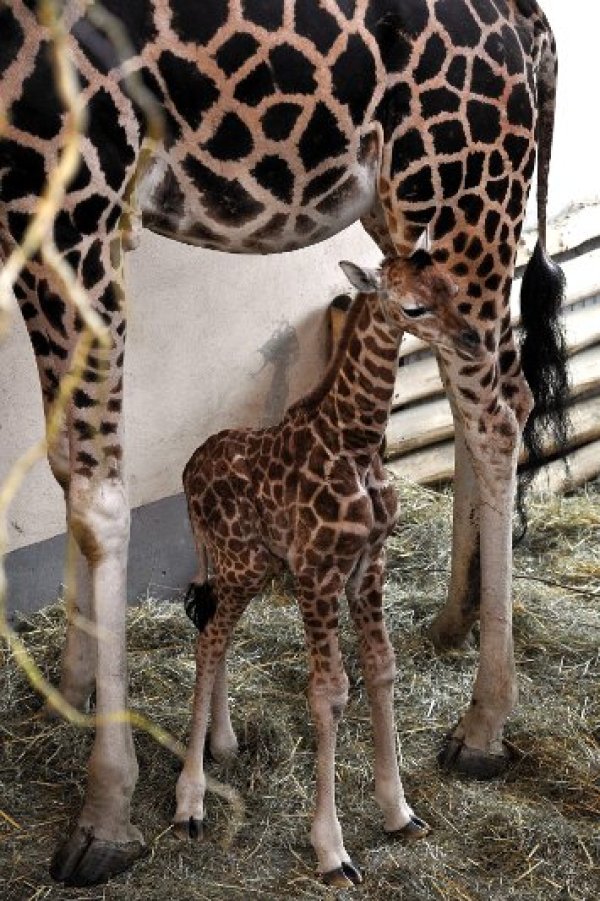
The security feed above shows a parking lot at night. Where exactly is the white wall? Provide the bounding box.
[1,228,378,552]
[1,0,598,554]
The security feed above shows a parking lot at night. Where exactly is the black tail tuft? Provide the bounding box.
[185,582,218,632]
[517,241,570,535]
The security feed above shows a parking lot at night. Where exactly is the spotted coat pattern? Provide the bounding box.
[0,0,564,888]
[177,250,483,882]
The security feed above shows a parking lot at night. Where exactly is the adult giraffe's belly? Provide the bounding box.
[139,134,380,254]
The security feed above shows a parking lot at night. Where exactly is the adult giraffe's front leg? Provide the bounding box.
[38,238,146,886]
[437,336,533,778]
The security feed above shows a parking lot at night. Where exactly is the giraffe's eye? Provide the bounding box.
[403,306,428,319]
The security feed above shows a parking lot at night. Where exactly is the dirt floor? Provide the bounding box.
[1,479,598,900]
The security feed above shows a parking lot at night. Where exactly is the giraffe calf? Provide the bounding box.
[175,238,483,887]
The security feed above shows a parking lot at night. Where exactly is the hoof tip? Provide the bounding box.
[438,737,511,780]
[385,815,431,841]
[322,860,362,888]
[173,817,204,842]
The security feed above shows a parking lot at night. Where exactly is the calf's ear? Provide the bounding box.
[339,261,382,293]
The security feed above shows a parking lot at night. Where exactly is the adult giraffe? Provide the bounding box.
[0,0,567,887]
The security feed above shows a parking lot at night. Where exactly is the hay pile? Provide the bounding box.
[1,480,598,900]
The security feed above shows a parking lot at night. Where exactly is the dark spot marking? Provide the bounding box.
[158,51,219,129]
[484,210,501,242]
[420,86,460,118]
[170,0,229,44]
[446,55,467,90]
[454,232,467,253]
[332,34,376,125]
[29,331,50,357]
[439,160,463,199]
[435,0,481,47]
[367,13,411,73]
[476,254,494,278]
[316,175,359,215]
[234,62,275,106]
[0,6,24,77]
[252,156,294,204]
[507,181,524,220]
[73,389,98,409]
[298,102,349,171]
[204,113,254,161]
[375,82,412,141]
[433,206,456,240]
[303,167,345,205]
[215,32,259,75]
[73,195,110,235]
[397,165,434,203]
[471,56,505,98]
[10,43,62,140]
[87,89,136,191]
[261,102,302,140]
[242,0,284,31]
[479,300,496,320]
[82,240,103,290]
[296,0,341,53]
[39,281,67,337]
[0,141,46,203]
[390,129,425,176]
[465,237,483,260]
[430,119,467,155]
[414,33,447,84]
[488,176,509,204]
[184,156,265,225]
[458,194,484,225]
[467,99,501,144]
[507,83,533,129]
[269,43,317,94]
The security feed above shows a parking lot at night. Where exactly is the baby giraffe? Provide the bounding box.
[175,237,483,887]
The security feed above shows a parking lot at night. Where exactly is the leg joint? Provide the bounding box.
[69,476,130,565]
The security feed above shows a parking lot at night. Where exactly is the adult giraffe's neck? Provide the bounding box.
[317,293,402,462]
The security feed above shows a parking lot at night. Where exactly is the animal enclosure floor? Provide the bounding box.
[1,481,599,901]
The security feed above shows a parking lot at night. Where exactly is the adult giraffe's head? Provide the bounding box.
[340,232,484,361]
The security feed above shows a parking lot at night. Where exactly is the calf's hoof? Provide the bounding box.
[322,860,363,888]
[385,815,430,841]
[50,827,146,886]
[173,816,205,842]
[438,736,511,780]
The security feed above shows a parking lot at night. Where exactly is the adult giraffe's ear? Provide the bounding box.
[339,261,382,293]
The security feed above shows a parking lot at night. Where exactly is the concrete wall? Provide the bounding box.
[2,0,599,605]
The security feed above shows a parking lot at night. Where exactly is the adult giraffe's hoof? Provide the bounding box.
[172,816,205,842]
[385,815,431,841]
[428,616,473,652]
[49,827,146,886]
[322,860,363,888]
[438,736,511,780]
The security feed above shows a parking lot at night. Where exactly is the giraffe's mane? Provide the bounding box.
[287,292,370,415]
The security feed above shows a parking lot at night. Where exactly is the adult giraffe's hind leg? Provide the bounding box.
[429,394,482,651]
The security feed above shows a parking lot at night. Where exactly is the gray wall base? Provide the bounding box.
[5,493,196,624]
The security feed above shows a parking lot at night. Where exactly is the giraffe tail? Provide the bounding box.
[184,523,218,631]
[517,12,569,531]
